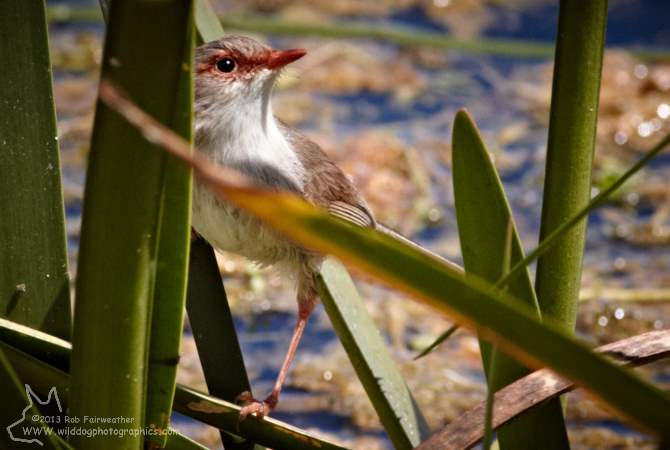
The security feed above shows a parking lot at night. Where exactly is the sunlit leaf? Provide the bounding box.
[452,110,568,448]
[98,78,670,438]
[317,260,429,449]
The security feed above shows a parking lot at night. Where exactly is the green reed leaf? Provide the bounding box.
[317,260,429,449]
[0,0,70,341]
[452,110,569,449]
[69,1,195,448]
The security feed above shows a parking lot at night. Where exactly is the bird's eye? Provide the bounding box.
[216,57,236,73]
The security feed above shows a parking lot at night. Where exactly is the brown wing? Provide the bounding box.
[278,120,376,229]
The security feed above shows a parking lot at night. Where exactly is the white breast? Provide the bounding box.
[192,183,301,267]
[192,93,305,268]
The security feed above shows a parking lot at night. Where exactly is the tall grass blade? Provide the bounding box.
[317,259,429,449]
[534,0,608,331]
[99,83,670,437]
[69,1,195,448]
[144,3,195,446]
[481,223,511,450]
[186,238,260,450]
[0,0,70,340]
[452,111,568,448]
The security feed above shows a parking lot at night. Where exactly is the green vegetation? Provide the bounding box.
[0,0,70,341]
[146,127,670,434]
[1,1,71,447]
[317,260,429,449]
[453,111,569,449]
[1,0,669,449]
[68,1,195,448]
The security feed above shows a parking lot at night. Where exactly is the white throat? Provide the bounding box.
[195,81,305,191]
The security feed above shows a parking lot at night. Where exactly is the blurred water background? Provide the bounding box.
[46,1,669,448]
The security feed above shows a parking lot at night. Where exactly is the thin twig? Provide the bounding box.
[416,329,670,450]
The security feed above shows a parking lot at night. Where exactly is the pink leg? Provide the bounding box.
[238,283,316,420]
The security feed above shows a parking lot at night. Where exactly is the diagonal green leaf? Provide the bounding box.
[69,1,196,448]
[0,345,69,449]
[99,83,670,438]
[0,320,348,450]
[413,324,458,360]
[0,341,209,450]
[317,260,429,449]
[195,0,224,43]
[97,0,110,21]
[0,0,70,341]
[186,238,261,450]
[164,433,209,450]
[500,128,670,289]
[218,188,670,437]
[173,386,349,450]
[452,110,569,449]
[0,318,70,372]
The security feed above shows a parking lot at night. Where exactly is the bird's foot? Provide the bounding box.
[236,391,278,421]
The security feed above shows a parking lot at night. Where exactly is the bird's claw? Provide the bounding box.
[239,400,272,421]
[236,391,278,421]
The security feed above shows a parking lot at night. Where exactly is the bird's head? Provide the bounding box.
[195,35,306,109]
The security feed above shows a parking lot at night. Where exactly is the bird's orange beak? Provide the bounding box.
[266,48,307,70]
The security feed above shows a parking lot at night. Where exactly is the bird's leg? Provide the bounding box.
[238,277,316,420]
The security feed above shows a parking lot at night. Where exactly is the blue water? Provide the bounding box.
[48,1,670,448]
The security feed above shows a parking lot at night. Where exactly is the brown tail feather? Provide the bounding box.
[375,223,464,273]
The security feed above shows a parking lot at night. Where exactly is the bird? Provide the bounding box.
[193,35,378,419]
[192,35,449,420]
